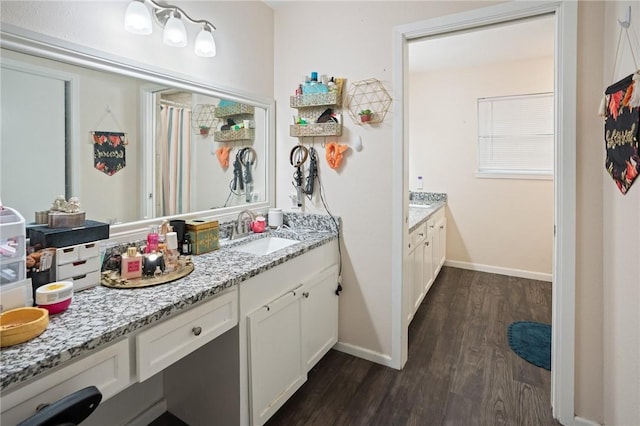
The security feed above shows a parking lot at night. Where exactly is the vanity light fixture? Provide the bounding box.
[124,0,217,57]
[163,11,187,47]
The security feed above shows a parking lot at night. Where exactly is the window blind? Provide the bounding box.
[477,92,554,175]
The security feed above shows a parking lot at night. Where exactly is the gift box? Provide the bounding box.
[185,220,220,255]
[48,211,86,228]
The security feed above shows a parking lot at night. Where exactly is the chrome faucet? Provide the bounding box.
[232,209,256,239]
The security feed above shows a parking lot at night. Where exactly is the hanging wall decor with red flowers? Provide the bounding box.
[602,71,640,195]
[92,131,126,176]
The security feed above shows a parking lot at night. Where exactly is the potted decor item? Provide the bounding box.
[199,125,210,135]
[359,109,373,123]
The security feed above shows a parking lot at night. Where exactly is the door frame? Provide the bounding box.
[391,2,577,424]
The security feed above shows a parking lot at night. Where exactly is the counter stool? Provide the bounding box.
[17,386,102,426]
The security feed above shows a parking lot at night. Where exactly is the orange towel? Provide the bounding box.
[216,146,232,168]
[326,142,349,170]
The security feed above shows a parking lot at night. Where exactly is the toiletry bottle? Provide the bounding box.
[328,77,337,93]
[302,75,311,94]
[181,232,192,255]
[147,226,159,253]
[121,246,142,279]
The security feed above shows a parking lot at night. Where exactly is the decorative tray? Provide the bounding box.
[101,260,195,289]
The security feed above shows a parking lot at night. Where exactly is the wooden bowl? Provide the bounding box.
[0,307,49,347]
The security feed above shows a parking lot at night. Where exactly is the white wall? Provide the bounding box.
[410,57,554,278]
[602,2,640,424]
[575,2,605,422]
[273,1,500,363]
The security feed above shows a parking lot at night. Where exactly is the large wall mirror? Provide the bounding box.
[0,27,274,234]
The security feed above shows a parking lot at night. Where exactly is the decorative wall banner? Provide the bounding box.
[93,131,126,176]
[604,72,640,194]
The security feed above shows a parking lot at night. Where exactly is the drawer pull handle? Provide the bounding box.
[36,403,50,412]
[303,292,309,298]
[192,326,202,336]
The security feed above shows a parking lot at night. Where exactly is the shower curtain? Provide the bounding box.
[159,105,192,216]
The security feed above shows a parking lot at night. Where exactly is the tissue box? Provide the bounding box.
[185,220,220,255]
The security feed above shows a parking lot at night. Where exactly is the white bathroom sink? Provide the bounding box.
[230,237,300,256]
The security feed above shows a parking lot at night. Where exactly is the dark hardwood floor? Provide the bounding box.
[267,266,560,426]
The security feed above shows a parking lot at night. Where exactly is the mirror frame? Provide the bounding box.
[0,24,276,239]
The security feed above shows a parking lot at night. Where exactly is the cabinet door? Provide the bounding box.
[406,240,415,326]
[432,218,447,278]
[302,264,339,372]
[423,236,434,294]
[438,218,447,270]
[248,286,305,425]
[412,240,425,314]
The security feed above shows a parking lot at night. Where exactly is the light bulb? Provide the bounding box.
[124,0,152,35]
[163,11,187,47]
[194,27,216,57]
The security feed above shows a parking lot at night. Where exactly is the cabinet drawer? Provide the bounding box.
[56,242,100,265]
[66,270,101,291]
[1,339,129,425]
[56,256,100,280]
[136,288,238,381]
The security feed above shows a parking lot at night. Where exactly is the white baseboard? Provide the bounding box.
[574,416,602,426]
[333,342,396,369]
[444,260,552,282]
[126,398,167,426]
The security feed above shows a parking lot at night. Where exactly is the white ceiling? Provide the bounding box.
[408,15,555,73]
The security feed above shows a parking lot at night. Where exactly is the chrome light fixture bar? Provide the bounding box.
[124,0,217,57]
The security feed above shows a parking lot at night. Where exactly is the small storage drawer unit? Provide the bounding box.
[56,242,100,264]
[136,288,238,381]
[55,242,102,291]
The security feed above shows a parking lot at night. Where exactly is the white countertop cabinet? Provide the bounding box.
[407,204,446,324]
[239,239,339,426]
[1,227,339,426]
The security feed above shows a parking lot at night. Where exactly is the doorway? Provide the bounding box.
[391,2,577,425]
[408,15,555,281]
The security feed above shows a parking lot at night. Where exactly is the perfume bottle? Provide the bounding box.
[181,233,192,256]
[146,225,159,253]
[121,247,142,279]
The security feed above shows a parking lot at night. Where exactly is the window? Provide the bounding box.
[477,92,554,178]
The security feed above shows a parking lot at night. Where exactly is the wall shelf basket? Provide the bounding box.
[191,104,219,136]
[346,78,392,125]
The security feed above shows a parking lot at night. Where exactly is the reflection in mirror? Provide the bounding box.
[0,41,271,230]
[149,89,266,219]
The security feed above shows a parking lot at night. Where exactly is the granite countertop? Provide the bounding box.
[408,201,446,233]
[0,221,337,391]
